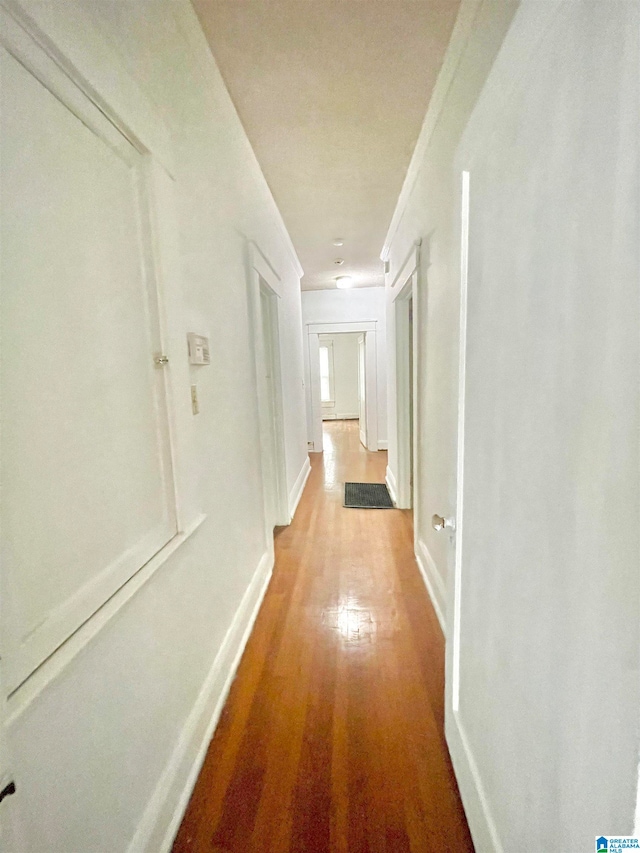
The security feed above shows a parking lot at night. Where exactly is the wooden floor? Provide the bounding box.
[173,420,473,853]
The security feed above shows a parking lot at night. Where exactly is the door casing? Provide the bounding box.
[307,320,379,453]
[247,244,290,538]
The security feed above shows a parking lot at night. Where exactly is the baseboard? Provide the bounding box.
[128,549,274,853]
[414,538,446,633]
[385,465,398,505]
[378,440,388,450]
[446,712,503,853]
[321,414,358,421]
[288,455,311,520]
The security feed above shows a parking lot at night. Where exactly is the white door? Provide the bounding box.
[0,39,177,694]
[444,20,639,843]
[357,334,367,448]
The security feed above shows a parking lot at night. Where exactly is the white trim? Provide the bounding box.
[307,320,377,334]
[249,242,282,298]
[308,332,324,451]
[247,243,290,530]
[380,0,484,261]
[307,323,379,453]
[446,715,503,853]
[444,167,503,853]
[146,158,201,534]
[385,466,398,506]
[6,514,207,723]
[391,244,420,512]
[377,440,388,450]
[2,0,175,177]
[128,548,275,853]
[1,6,202,699]
[390,244,421,294]
[363,331,378,454]
[288,456,311,521]
[322,412,358,421]
[414,539,446,633]
[452,170,470,713]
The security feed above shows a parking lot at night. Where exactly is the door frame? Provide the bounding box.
[247,244,290,537]
[307,321,378,452]
[388,242,422,520]
[392,261,419,511]
[357,334,367,448]
[444,169,503,852]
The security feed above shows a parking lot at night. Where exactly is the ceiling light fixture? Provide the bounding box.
[335,275,353,289]
[333,238,344,247]
[334,258,344,265]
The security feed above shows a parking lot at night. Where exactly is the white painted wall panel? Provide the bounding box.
[1,46,177,691]
[452,3,640,849]
[386,0,640,848]
[0,1,307,849]
[384,0,515,609]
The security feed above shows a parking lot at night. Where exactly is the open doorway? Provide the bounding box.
[307,321,379,453]
[247,245,291,544]
[318,332,367,446]
[258,283,288,531]
[394,269,418,510]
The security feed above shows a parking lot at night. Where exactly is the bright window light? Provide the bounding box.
[319,345,333,402]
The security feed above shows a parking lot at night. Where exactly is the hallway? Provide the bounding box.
[174,420,473,852]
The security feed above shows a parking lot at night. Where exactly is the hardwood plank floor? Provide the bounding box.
[173,420,473,853]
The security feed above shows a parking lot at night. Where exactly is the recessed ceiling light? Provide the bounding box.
[334,258,344,265]
[333,238,344,247]
[335,275,353,289]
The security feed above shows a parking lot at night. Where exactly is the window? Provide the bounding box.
[319,343,334,402]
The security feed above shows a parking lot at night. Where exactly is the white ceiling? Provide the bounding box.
[192,0,460,290]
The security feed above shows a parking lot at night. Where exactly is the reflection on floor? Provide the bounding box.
[173,419,473,852]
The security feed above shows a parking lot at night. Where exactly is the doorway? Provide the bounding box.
[394,271,418,510]
[248,248,290,540]
[317,331,366,447]
[307,321,379,453]
[258,284,287,530]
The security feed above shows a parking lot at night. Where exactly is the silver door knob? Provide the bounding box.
[432,514,455,532]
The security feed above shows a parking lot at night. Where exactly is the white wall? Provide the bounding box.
[301,287,387,446]
[383,0,516,617]
[451,2,639,850]
[1,2,308,851]
[386,0,640,849]
[319,333,360,420]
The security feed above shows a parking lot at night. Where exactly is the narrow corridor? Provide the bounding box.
[173,420,473,852]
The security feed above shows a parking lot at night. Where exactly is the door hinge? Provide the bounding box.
[154,354,169,366]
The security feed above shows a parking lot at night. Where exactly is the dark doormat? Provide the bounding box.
[344,482,394,509]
